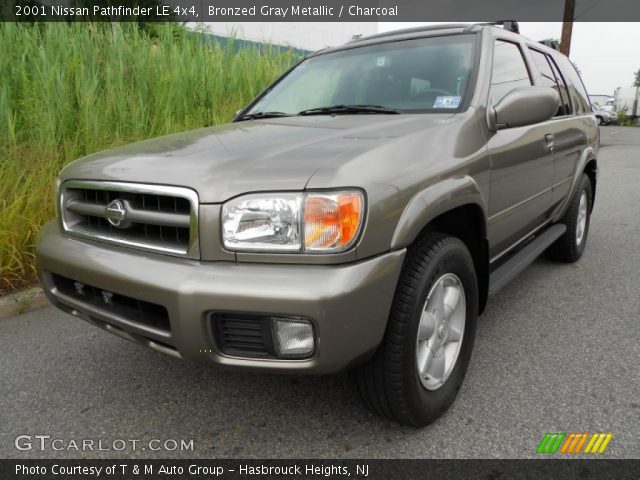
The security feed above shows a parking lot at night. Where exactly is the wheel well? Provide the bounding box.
[414,205,489,315]
[584,159,597,211]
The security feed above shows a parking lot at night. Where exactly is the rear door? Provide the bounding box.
[526,48,580,210]
[486,39,556,258]
[548,53,595,209]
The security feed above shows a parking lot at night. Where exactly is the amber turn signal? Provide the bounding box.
[304,191,364,252]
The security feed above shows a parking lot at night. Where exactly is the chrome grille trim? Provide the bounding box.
[59,180,200,258]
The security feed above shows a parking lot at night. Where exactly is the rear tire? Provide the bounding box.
[546,174,592,262]
[355,233,478,427]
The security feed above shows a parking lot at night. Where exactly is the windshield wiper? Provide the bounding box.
[298,104,401,116]
[237,111,292,121]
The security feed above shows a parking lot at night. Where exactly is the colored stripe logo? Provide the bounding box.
[537,433,613,454]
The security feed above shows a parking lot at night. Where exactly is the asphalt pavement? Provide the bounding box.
[1,127,639,459]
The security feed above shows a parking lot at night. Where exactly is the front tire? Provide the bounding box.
[546,174,592,262]
[355,233,478,427]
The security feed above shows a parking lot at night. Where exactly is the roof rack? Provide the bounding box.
[538,39,560,50]
[348,21,520,45]
[474,21,520,33]
[349,24,470,43]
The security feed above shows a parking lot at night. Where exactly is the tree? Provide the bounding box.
[572,61,581,76]
[634,68,640,87]
[539,38,560,50]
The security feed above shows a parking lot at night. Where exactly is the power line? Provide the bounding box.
[574,0,603,20]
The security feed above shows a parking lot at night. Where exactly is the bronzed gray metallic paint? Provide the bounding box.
[36,25,598,373]
[37,222,405,374]
[490,86,560,130]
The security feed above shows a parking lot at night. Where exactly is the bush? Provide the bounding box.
[615,109,637,127]
[0,22,298,293]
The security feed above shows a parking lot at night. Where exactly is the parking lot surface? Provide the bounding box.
[1,128,639,459]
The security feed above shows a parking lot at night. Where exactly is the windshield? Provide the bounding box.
[247,34,477,115]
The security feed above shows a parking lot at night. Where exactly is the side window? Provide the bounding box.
[490,40,532,105]
[528,48,571,116]
[547,56,573,116]
[557,56,591,114]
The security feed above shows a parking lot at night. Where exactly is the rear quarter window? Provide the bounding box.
[528,48,572,117]
[556,55,592,114]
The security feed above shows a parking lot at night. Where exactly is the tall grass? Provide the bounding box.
[0,23,298,293]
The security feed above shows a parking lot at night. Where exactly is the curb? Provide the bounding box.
[0,287,51,319]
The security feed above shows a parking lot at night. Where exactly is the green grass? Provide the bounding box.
[0,22,298,293]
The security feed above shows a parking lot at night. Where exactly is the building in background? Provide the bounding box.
[588,94,614,109]
[614,87,640,118]
[195,22,378,52]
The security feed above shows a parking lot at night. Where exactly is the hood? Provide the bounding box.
[61,114,453,203]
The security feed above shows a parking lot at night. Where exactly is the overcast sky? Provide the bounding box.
[379,22,639,95]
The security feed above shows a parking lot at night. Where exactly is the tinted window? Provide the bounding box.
[490,41,532,105]
[247,34,477,114]
[557,56,591,114]
[546,56,573,115]
[528,48,571,116]
[529,49,555,87]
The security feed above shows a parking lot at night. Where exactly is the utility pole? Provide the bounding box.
[560,0,576,56]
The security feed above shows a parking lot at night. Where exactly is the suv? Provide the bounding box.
[36,23,598,426]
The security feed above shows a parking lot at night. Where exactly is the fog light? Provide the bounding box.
[271,318,314,358]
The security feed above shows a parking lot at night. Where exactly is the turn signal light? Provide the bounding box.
[304,191,364,252]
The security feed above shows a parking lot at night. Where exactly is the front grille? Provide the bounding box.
[52,273,170,333]
[213,314,274,358]
[59,180,199,258]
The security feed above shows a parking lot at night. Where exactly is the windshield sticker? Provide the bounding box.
[433,96,461,109]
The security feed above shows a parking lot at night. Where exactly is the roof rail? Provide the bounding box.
[473,21,520,33]
[348,24,470,43]
[348,21,521,45]
[538,39,560,50]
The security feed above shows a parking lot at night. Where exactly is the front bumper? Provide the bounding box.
[36,221,405,374]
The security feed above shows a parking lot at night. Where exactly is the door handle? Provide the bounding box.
[544,133,555,152]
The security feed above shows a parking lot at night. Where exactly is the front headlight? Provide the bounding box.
[222,190,365,253]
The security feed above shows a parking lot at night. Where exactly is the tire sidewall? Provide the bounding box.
[404,239,478,423]
[569,175,593,258]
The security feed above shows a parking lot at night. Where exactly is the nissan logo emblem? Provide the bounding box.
[104,199,127,228]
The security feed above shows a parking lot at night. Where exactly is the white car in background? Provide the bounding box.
[589,95,614,111]
[592,106,617,125]
[601,97,615,112]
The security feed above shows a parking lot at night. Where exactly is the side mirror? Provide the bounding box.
[489,86,560,131]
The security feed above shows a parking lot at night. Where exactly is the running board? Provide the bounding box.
[488,224,566,296]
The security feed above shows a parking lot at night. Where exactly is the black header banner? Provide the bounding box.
[3,0,640,22]
[2,459,640,480]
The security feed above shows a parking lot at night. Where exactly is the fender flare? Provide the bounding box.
[390,176,488,250]
[553,146,597,221]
